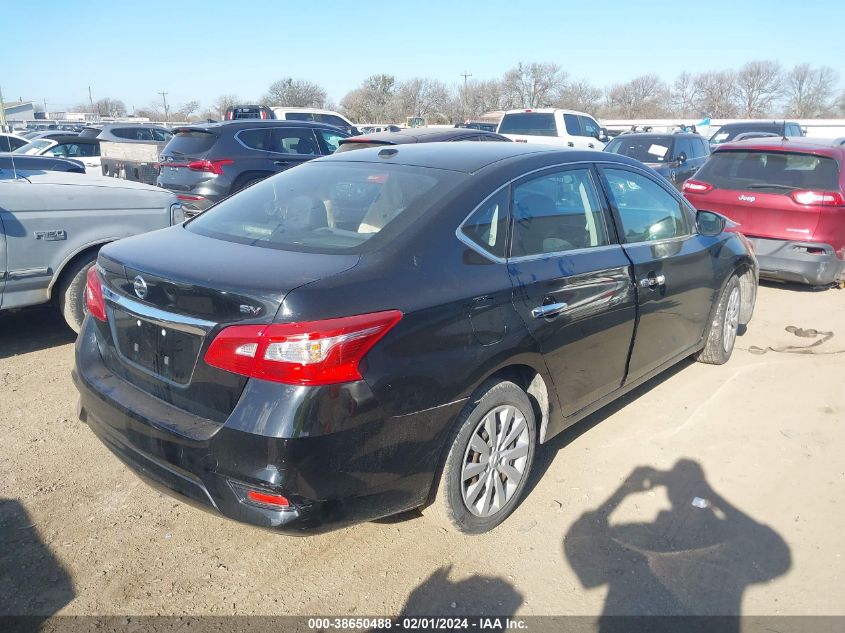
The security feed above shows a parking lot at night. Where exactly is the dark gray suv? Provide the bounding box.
[156,121,349,214]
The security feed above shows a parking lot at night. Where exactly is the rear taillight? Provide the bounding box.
[187,159,233,175]
[683,180,713,194]
[204,310,402,386]
[156,159,233,175]
[85,266,106,322]
[790,190,845,206]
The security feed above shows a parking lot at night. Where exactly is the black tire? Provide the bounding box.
[423,380,536,534]
[695,275,741,365]
[58,254,97,333]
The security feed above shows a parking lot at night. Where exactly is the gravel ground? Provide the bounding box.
[1,283,843,618]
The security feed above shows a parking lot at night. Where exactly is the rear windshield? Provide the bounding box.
[696,151,840,193]
[710,125,780,145]
[605,137,673,163]
[13,139,53,154]
[498,113,556,136]
[164,131,218,156]
[186,161,460,253]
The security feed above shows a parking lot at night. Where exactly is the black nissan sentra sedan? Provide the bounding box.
[74,143,758,534]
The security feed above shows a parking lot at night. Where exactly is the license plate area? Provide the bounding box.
[112,308,203,385]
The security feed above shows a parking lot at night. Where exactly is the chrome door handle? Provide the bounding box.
[531,302,569,319]
[639,274,666,289]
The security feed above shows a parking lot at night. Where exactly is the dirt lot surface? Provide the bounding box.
[1,283,844,618]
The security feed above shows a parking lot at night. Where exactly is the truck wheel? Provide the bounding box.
[696,275,741,365]
[423,380,536,534]
[59,254,98,333]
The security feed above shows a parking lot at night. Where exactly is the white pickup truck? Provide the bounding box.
[497,108,609,149]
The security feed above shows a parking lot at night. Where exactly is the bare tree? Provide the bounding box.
[785,64,838,118]
[556,79,603,113]
[462,79,506,119]
[340,74,398,123]
[213,94,241,118]
[94,97,127,117]
[262,78,327,108]
[173,100,200,121]
[670,71,701,117]
[605,74,670,118]
[695,70,739,118]
[396,78,450,120]
[501,62,567,109]
[735,60,783,117]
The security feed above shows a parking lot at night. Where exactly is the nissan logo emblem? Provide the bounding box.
[133,275,148,300]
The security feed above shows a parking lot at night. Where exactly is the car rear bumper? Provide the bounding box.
[746,237,845,286]
[73,318,464,533]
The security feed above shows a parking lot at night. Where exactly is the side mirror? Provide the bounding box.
[598,127,609,143]
[676,152,687,165]
[696,210,726,236]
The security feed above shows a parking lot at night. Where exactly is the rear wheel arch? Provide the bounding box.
[231,171,273,193]
[425,364,551,508]
[48,241,111,297]
[482,364,551,444]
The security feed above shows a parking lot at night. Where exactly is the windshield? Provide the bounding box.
[13,139,54,155]
[498,113,556,136]
[695,151,840,193]
[187,161,460,253]
[605,137,673,163]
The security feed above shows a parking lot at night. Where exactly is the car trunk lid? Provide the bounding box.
[94,225,360,421]
[687,149,841,241]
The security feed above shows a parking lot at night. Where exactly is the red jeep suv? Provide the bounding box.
[683,137,845,286]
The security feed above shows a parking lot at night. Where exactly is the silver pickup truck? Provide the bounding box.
[0,172,181,331]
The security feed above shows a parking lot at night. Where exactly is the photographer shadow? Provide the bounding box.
[0,499,74,631]
[564,459,790,632]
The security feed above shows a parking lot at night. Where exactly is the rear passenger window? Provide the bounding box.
[151,129,173,142]
[237,129,271,151]
[318,114,348,129]
[674,138,694,160]
[269,128,319,155]
[563,114,581,136]
[602,168,689,242]
[511,168,610,257]
[460,190,509,258]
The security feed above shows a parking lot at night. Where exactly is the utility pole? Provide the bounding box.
[43,98,48,115]
[460,71,472,122]
[158,91,169,123]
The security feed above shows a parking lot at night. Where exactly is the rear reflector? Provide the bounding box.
[683,180,713,194]
[85,266,107,322]
[246,490,289,508]
[790,190,845,206]
[205,310,402,386]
